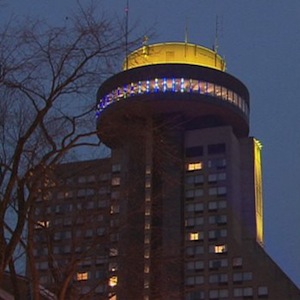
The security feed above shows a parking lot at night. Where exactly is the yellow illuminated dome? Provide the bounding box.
[123,42,226,72]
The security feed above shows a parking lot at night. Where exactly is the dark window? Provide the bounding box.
[186,146,203,157]
[185,290,204,300]
[208,143,226,155]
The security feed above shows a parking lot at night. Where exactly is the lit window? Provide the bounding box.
[188,232,203,241]
[187,162,203,171]
[144,265,150,273]
[76,272,89,281]
[213,244,227,254]
[111,177,121,186]
[109,293,117,300]
[144,249,150,258]
[35,220,50,228]
[110,204,120,214]
[145,191,151,202]
[109,276,118,287]
[145,207,151,216]
[145,165,151,175]
[109,248,118,257]
[145,178,151,188]
[144,279,150,288]
[109,262,118,272]
[144,234,150,244]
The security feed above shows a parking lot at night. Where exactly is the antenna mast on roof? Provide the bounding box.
[213,15,223,53]
[125,0,129,70]
[185,18,189,44]
[214,15,220,53]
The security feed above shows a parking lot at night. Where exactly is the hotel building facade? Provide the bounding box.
[32,42,300,299]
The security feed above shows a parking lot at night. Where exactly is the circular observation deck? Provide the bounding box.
[96,43,249,147]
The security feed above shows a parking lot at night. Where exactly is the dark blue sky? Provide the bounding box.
[2,0,300,287]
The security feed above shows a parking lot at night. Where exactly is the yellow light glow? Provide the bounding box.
[76,272,88,281]
[187,162,202,171]
[35,220,50,228]
[214,244,227,253]
[123,42,226,71]
[189,232,199,240]
[109,276,118,287]
[254,139,264,245]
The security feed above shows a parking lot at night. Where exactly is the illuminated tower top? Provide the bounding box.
[97,42,249,147]
[123,42,226,71]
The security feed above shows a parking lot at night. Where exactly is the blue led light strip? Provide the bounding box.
[96,78,249,119]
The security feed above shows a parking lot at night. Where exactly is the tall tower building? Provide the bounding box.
[31,42,300,300]
[95,42,300,299]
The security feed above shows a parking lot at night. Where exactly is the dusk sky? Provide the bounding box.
[1,0,300,288]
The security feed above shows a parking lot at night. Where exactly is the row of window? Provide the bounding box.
[185,257,242,270]
[37,198,111,216]
[43,183,119,203]
[186,237,228,254]
[186,172,226,186]
[187,230,227,242]
[186,214,227,226]
[186,200,227,214]
[185,186,227,198]
[34,226,107,243]
[185,270,252,284]
[96,78,249,118]
[185,286,268,300]
[186,158,226,172]
[186,143,226,158]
